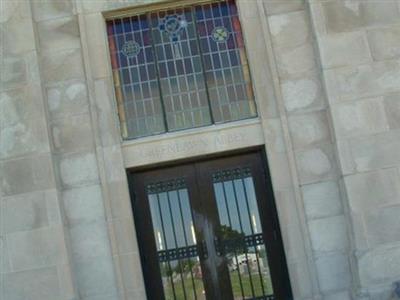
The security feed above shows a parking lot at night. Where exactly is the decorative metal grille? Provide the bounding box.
[254,296,275,300]
[146,178,186,194]
[158,245,199,262]
[212,167,252,182]
[212,168,275,299]
[215,233,265,255]
[146,178,205,299]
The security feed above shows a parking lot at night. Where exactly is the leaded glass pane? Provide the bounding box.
[147,179,205,299]
[195,0,257,123]
[107,0,257,140]
[151,8,212,131]
[107,15,166,139]
[213,168,274,299]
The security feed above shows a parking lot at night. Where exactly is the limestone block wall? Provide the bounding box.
[0,1,76,299]
[309,0,400,299]
[240,2,318,299]
[32,1,122,299]
[1,1,400,300]
[261,1,353,299]
[1,1,125,299]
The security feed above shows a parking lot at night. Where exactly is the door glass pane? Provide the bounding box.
[107,16,166,139]
[150,8,212,131]
[147,179,206,300]
[213,168,274,299]
[195,0,257,123]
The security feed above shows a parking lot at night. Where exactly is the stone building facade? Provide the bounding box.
[1,0,400,299]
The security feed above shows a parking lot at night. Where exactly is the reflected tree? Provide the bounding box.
[217,225,246,255]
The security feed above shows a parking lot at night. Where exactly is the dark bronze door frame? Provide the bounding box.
[128,150,293,300]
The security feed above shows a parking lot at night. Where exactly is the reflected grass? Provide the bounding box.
[230,272,274,298]
[163,272,273,299]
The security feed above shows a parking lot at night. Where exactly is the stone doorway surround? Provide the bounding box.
[77,0,352,299]
[2,0,367,299]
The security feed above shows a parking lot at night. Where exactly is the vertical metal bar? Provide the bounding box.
[147,13,169,132]
[231,180,256,298]
[160,19,177,130]
[180,35,196,127]
[156,193,177,299]
[139,14,157,132]
[177,189,198,300]
[185,8,204,127]
[220,181,245,299]
[133,17,146,134]
[241,177,266,296]
[121,17,141,135]
[192,6,215,124]
[167,191,188,300]
[169,24,184,129]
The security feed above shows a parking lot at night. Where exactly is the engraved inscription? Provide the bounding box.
[122,122,265,167]
[214,132,244,146]
[143,139,209,160]
[137,132,247,161]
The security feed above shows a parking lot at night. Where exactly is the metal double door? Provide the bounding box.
[129,151,292,300]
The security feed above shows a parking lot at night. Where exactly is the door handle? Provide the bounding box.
[214,236,223,256]
[198,240,208,260]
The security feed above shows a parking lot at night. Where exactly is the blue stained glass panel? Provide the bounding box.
[107,0,257,140]
[195,0,256,123]
[107,15,165,139]
[151,7,212,131]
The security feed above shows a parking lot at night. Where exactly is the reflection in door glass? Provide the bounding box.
[147,179,205,300]
[213,168,275,300]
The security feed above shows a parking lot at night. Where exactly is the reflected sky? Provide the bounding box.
[214,176,262,236]
[149,189,197,251]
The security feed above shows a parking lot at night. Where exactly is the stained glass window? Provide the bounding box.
[107,0,257,139]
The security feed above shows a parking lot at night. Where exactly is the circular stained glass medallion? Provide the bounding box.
[159,14,188,42]
[211,26,229,43]
[121,40,140,58]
